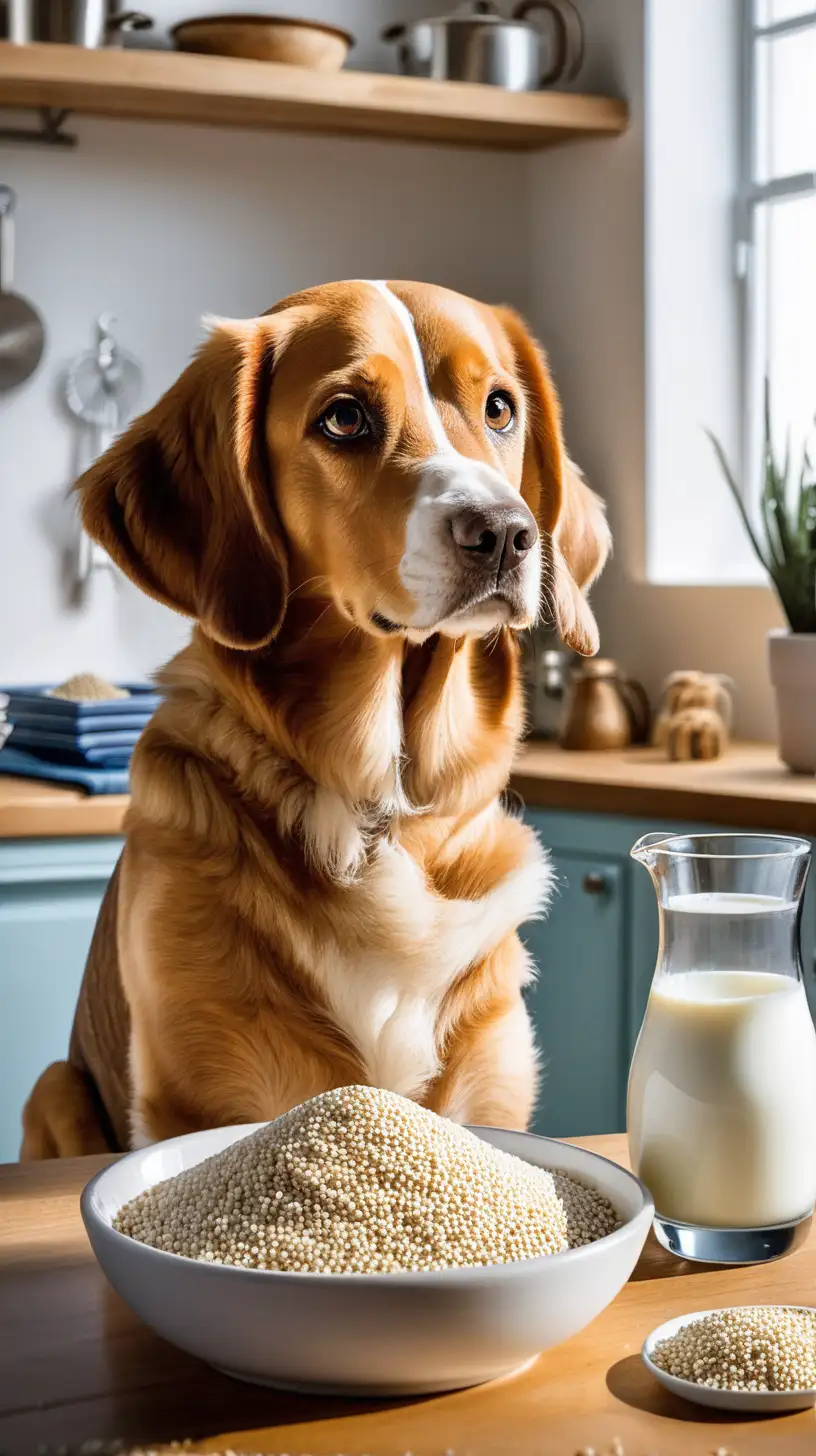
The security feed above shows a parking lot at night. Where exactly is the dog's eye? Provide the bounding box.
[319,398,369,441]
[485,391,515,433]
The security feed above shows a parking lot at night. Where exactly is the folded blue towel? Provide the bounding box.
[8,722,141,761]
[2,684,156,775]
[8,710,154,734]
[10,727,141,753]
[0,745,129,795]
[4,684,160,724]
[6,737,133,767]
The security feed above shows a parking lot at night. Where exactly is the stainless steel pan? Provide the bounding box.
[0,187,45,393]
[2,0,152,47]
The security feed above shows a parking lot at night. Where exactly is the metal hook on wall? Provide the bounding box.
[0,108,77,148]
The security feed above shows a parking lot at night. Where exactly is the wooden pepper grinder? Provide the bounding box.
[560,658,650,751]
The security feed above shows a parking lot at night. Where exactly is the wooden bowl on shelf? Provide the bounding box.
[171,14,354,69]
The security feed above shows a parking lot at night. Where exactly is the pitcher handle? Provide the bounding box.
[513,0,584,84]
[619,676,651,744]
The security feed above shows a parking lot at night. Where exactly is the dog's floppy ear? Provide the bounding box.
[493,306,611,656]
[550,457,612,656]
[77,318,289,651]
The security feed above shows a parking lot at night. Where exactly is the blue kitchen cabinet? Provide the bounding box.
[0,838,122,1162]
[523,848,628,1137]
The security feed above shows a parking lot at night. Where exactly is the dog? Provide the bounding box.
[21,280,609,1159]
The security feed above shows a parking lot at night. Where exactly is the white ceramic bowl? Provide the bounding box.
[643,1308,816,1414]
[82,1123,653,1396]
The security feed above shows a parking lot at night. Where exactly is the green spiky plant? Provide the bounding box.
[708,383,816,633]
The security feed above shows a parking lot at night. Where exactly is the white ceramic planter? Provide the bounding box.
[768,630,816,774]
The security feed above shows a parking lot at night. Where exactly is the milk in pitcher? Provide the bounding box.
[627,840,816,1261]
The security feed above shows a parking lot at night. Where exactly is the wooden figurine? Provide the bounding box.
[652,671,734,762]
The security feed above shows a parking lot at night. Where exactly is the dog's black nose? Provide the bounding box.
[450,504,538,573]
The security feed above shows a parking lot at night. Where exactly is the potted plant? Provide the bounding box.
[709,387,816,774]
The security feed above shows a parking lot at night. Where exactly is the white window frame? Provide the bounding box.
[737,1,816,502]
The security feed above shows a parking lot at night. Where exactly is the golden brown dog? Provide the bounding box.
[21,280,609,1158]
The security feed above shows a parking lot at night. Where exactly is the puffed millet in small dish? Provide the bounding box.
[114,1085,620,1274]
[651,1306,816,1392]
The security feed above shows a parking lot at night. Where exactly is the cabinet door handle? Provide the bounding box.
[582,872,609,896]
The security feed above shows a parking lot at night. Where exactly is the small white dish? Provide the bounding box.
[643,1307,816,1414]
[82,1123,653,1397]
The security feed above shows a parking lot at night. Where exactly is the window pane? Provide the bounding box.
[762,193,816,468]
[756,27,816,180]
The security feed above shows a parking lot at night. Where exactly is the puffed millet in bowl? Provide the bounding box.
[652,1306,816,1392]
[114,1085,620,1274]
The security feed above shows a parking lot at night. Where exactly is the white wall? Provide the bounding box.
[527,0,783,740]
[0,0,784,739]
[0,0,529,684]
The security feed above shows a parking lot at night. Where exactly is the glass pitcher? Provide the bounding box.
[627,832,816,1264]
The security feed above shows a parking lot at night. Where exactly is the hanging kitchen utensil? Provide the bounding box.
[64,313,142,597]
[0,186,45,391]
[383,0,584,90]
[65,312,142,447]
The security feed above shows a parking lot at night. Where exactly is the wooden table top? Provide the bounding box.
[513,740,816,834]
[3,1137,816,1455]
[0,776,128,839]
[2,743,813,842]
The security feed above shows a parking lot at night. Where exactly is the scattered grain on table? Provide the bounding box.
[36,1448,459,1456]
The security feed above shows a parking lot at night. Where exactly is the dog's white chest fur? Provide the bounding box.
[309,822,552,1100]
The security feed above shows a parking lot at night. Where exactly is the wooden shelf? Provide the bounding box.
[0,42,628,150]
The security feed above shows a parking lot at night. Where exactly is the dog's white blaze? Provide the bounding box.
[309,827,552,1100]
[368,281,456,457]
[362,283,540,633]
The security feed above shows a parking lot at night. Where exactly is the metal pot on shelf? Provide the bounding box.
[383,0,584,91]
[2,0,152,47]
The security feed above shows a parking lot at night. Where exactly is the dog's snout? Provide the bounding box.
[450,504,538,574]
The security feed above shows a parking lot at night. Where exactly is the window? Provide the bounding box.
[645,1,815,586]
[740,1,816,503]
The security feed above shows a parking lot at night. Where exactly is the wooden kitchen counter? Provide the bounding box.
[1,742,813,840]
[513,740,816,834]
[0,776,128,838]
[3,1140,816,1455]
